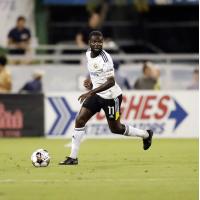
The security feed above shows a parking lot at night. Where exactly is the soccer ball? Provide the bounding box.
[31,149,50,167]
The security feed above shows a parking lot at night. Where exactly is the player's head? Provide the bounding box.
[89,31,103,54]
[16,16,26,29]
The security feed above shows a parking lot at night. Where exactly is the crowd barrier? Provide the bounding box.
[9,63,198,92]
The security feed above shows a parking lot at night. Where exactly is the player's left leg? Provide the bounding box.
[59,107,95,165]
[106,118,153,150]
[103,95,153,150]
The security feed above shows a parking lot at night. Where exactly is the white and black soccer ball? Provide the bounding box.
[31,149,50,167]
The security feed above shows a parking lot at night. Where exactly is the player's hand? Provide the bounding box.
[83,79,93,90]
[78,91,94,103]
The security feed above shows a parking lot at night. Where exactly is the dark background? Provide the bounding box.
[42,4,198,53]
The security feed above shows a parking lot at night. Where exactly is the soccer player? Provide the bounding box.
[59,31,153,165]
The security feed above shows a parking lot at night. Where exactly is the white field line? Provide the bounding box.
[0,178,196,183]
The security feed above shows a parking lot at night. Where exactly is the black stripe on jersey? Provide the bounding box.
[101,51,108,62]
[100,51,108,63]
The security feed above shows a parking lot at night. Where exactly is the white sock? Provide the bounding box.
[69,127,85,159]
[124,125,149,139]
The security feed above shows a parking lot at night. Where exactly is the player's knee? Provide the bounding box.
[75,115,86,128]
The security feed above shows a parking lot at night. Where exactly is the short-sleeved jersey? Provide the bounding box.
[8,27,31,43]
[86,49,122,99]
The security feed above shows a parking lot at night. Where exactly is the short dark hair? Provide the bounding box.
[89,30,103,40]
[0,55,7,66]
[17,16,26,22]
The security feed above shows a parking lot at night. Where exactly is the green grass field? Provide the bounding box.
[0,138,198,200]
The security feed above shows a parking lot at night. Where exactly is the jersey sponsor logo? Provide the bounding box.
[93,64,98,68]
[90,69,103,77]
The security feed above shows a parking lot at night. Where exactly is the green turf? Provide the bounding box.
[0,138,198,200]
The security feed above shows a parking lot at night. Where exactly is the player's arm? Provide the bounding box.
[78,76,115,103]
[90,57,116,94]
[90,76,115,95]
[79,55,115,103]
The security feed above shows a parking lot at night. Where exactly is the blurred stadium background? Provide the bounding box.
[0,0,198,200]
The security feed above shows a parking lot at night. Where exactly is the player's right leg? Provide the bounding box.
[59,107,95,165]
[59,95,100,165]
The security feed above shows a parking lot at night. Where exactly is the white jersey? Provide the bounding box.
[86,49,122,99]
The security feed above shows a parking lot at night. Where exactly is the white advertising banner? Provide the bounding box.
[45,91,198,138]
